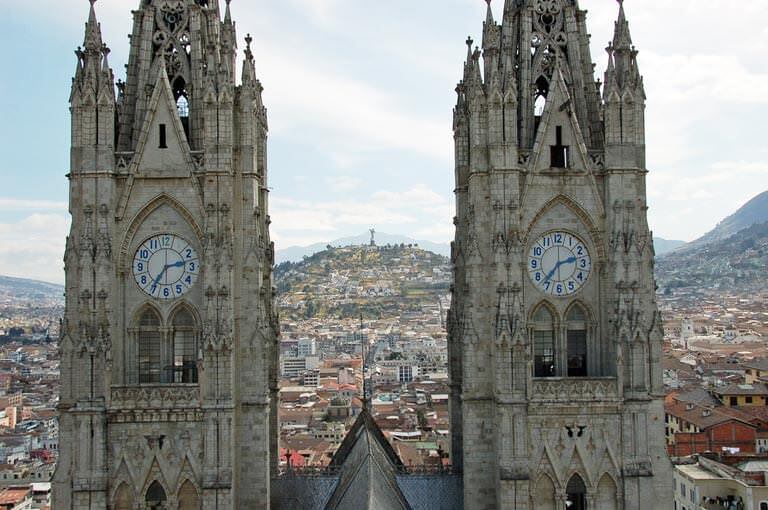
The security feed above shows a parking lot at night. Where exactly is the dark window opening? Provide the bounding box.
[159,124,168,149]
[169,308,198,384]
[533,306,556,378]
[746,396,754,404]
[145,481,167,510]
[566,475,587,510]
[730,397,738,406]
[567,304,588,377]
[534,76,549,117]
[550,126,569,168]
[567,330,587,377]
[173,77,190,140]
[138,309,162,383]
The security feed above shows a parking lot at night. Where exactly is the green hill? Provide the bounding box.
[275,244,450,321]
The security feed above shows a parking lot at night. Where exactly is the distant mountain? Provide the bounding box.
[691,190,768,247]
[653,237,686,256]
[275,232,450,264]
[0,275,64,302]
[656,221,768,294]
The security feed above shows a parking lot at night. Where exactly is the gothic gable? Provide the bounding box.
[129,67,195,178]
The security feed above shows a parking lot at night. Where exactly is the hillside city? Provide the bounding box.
[0,190,767,507]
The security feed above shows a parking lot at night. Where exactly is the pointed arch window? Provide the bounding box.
[173,76,190,140]
[145,481,167,510]
[566,304,588,377]
[566,474,587,510]
[171,307,198,383]
[138,309,162,384]
[534,76,549,117]
[532,305,556,378]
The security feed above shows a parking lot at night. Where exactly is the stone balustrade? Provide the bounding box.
[531,377,619,404]
[110,385,200,411]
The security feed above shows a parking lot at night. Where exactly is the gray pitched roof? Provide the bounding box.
[324,411,412,510]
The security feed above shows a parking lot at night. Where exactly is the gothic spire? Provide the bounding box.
[83,0,103,54]
[241,34,257,86]
[483,0,495,44]
[605,2,643,94]
[612,1,633,51]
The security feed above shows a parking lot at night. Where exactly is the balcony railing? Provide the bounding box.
[110,385,200,411]
[531,377,619,404]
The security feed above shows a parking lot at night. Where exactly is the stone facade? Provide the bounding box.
[53,1,278,508]
[448,1,673,509]
[55,1,673,509]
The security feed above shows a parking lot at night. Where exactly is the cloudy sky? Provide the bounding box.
[1,0,767,284]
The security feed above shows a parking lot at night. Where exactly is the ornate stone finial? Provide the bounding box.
[245,33,253,49]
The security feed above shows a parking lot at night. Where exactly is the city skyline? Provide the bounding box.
[1,0,767,284]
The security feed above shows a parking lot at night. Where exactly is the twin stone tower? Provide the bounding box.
[55,1,672,509]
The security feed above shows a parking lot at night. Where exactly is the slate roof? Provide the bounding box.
[713,383,768,397]
[324,410,412,510]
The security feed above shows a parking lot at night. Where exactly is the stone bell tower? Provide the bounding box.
[53,1,278,508]
[448,1,672,508]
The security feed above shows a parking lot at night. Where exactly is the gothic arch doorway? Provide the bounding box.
[145,480,167,510]
[566,474,587,510]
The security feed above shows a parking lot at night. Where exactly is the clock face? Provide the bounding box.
[528,231,592,297]
[133,234,199,300]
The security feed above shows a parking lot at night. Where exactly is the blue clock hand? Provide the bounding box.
[154,260,185,285]
[544,256,578,283]
[544,265,559,283]
[153,267,166,286]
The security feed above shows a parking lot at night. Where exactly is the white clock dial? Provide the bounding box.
[528,231,591,297]
[133,234,199,300]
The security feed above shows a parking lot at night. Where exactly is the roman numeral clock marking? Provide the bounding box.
[528,231,592,296]
[132,233,200,300]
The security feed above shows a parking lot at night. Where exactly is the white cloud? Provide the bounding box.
[270,184,453,248]
[0,198,67,211]
[5,0,768,248]
[325,176,364,193]
[0,214,69,284]
[285,0,342,29]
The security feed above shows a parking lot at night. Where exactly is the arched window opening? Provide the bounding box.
[171,308,198,383]
[173,76,190,140]
[178,480,200,510]
[114,483,132,510]
[533,305,556,378]
[566,475,587,510]
[145,481,167,510]
[567,304,588,377]
[138,309,162,384]
[534,76,549,117]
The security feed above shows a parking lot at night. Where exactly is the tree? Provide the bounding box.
[305,301,316,318]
